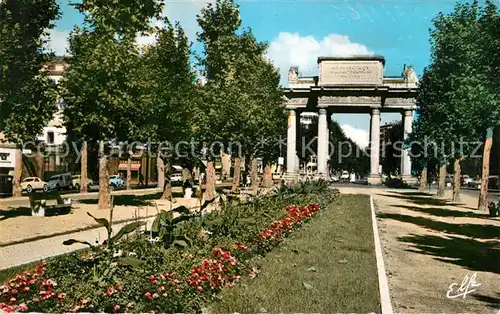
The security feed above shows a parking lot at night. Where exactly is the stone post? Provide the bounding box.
[368,108,381,185]
[317,108,328,177]
[401,110,413,182]
[287,109,297,173]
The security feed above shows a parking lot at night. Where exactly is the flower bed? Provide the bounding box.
[0,184,338,313]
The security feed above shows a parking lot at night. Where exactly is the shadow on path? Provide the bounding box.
[0,208,32,222]
[381,192,449,206]
[378,212,500,240]
[399,234,500,275]
[78,192,185,207]
[472,293,500,309]
[391,205,492,219]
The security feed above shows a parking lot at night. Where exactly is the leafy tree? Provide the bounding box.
[0,0,60,196]
[60,0,163,209]
[195,0,286,192]
[409,0,500,204]
[141,21,197,199]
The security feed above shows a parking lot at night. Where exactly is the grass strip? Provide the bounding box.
[212,194,380,313]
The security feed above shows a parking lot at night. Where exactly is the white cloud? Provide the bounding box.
[266,32,372,86]
[340,124,369,149]
[45,29,70,56]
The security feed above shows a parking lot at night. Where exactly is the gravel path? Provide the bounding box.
[0,198,201,269]
[339,187,500,313]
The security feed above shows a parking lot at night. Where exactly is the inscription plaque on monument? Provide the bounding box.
[319,60,383,85]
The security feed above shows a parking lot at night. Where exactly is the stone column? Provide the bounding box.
[287,109,297,173]
[317,108,328,176]
[368,109,381,185]
[401,110,414,182]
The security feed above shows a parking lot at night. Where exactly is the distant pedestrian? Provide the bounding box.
[139,172,144,187]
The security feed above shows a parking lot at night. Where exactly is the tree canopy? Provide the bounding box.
[0,0,60,143]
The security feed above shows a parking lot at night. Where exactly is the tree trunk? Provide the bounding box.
[262,164,273,188]
[419,166,427,192]
[437,163,446,198]
[478,128,493,210]
[231,157,241,193]
[13,148,22,197]
[35,151,44,180]
[80,141,88,193]
[162,160,172,200]
[157,153,164,191]
[126,157,132,190]
[452,157,463,202]
[251,158,258,194]
[204,161,216,201]
[98,143,110,209]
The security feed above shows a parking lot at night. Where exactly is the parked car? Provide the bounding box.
[461,175,473,186]
[488,176,499,190]
[71,175,93,191]
[109,175,125,188]
[47,173,73,191]
[340,171,350,182]
[171,173,183,185]
[21,177,48,193]
[467,179,481,190]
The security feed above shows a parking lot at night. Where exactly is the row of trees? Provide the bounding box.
[410,0,500,209]
[0,0,286,208]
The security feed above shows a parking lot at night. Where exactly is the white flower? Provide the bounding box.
[128,252,137,257]
[113,250,123,258]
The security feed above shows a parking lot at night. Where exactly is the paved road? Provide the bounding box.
[0,187,164,209]
[0,183,233,209]
[329,182,500,203]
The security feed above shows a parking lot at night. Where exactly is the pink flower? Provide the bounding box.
[152,293,158,299]
[18,303,28,312]
[72,305,81,312]
[113,305,120,312]
[22,286,30,292]
[151,279,158,285]
[10,289,18,295]
[58,293,66,299]
[9,297,16,302]
[147,275,155,280]
[162,293,168,297]
[81,298,88,305]
[3,305,14,313]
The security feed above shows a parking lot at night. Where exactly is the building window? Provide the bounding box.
[47,131,55,144]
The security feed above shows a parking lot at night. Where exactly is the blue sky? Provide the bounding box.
[49,0,474,147]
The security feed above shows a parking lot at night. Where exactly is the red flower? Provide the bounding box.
[147,275,155,280]
[113,305,120,312]
[144,292,151,298]
[105,287,114,297]
[2,305,14,313]
[10,289,18,295]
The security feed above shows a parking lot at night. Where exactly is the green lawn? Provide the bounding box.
[211,194,380,313]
